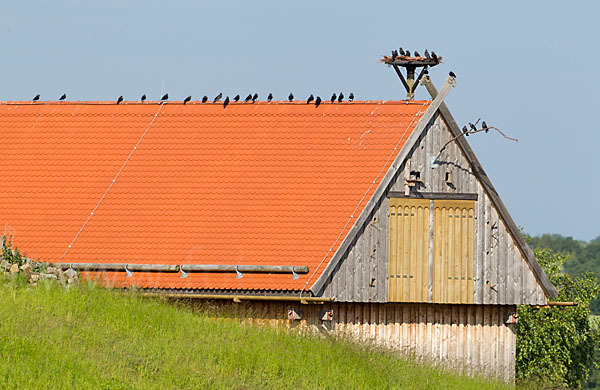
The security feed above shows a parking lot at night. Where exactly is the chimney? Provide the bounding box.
[382,49,442,100]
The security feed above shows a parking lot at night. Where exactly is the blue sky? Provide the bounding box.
[1,1,598,240]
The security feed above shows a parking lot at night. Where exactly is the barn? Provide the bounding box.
[0,59,557,382]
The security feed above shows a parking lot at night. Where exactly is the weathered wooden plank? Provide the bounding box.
[466,305,474,374]
[474,183,484,304]
[368,219,377,302]
[497,221,506,305]
[505,241,515,305]
[346,253,354,302]
[355,234,365,302]
[386,191,479,200]
[378,198,389,303]
[483,195,492,304]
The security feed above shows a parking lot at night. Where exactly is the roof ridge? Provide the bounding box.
[0,100,431,106]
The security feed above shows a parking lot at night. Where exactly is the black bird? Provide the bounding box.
[141,94,147,102]
[405,50,411,57]
[462,126,469,136]
[414,51,421,57]
[424,49,430,58]
[391,50,398,59]
[349,92,354,101]
[469,122,477,132]
[431,51,438,62]
[245,94,252,102]
[223,96,230,108]
[117,96,123,104]
[267,93,273,102]
[331,93,337,102]
[233,95,240,102]
[399,47,405,56]
[214,93,222,102]
[161,93,169,101]
[315,96,322,107]
[288,93,294,102]
[449,71,456,79]
[306,94,314,104]
[338,92,344,103]
[32,94,40,101]
[59,94,67,101]
[183,95,191,105]
[482,121,489,133]
[201,95,208,103]
[252,93,258,102]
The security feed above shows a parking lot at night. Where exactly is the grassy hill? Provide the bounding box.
[0,276,508,389]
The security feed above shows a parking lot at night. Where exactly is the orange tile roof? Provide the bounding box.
[0,100,430,292]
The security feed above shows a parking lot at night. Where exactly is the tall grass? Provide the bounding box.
[0,275,508,389]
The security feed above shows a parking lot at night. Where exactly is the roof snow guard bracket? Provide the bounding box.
[56,263,309,279]
[381,50,442,100]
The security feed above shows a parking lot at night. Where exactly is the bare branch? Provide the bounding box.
[434,125,519,162]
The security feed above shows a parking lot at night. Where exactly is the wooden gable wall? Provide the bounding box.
[319,112,547,305]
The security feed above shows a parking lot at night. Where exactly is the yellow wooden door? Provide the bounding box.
[432,200,474,304]
[387,198,430,302]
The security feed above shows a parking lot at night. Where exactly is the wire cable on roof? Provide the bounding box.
[299,101,429,298]
[58,103,166,263]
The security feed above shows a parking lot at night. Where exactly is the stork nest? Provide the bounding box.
[380,55,442,67]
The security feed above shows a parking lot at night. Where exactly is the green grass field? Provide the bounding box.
[0,275,508,389]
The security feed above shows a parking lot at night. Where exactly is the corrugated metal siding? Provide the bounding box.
[388,198,430,302]
[206,300,516,383]
[320,113,547,305]
[433,200,474,304]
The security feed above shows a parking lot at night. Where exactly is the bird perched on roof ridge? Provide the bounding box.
[233,95,240,102]
[140,94,147,103]
[414,50,421,57]
[449,71,457,79]
[399,47,405,56]
[252,93,258,102]
[330,93,337,102]
[424,49,430,58]
[223,96,230,108]
[244,94,252,102]
[405,50,411,57]
[431,51,438,62]
[267,93,273,102]
[59,94,67,101]
[315,96,322,107]
[117,96,123,104]
[32,94,40,102]
[349,92,354,101]
[214,92,222,102]
[306,94,314,104]
[201,95,208,103]
[391,50,398,60]
[161,93,169,101]
[338,92,344,103]
[288,93,294,102]
[183,95,191,105]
